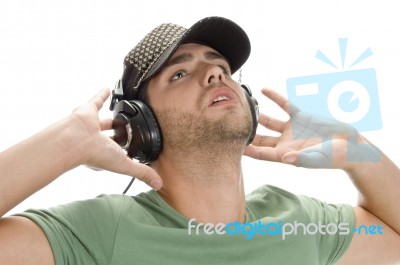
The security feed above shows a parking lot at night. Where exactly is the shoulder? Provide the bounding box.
[17,191,159,226]
[246,184,302,209]
[245,185,305,221]
[246,184,355,224]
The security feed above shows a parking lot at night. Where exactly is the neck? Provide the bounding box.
[152,143,247,224]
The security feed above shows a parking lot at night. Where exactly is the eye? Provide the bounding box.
[171,70,187,81]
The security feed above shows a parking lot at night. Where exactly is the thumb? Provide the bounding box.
[117,157,163,190]
[282,142,333,168]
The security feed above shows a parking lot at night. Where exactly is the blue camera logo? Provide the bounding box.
[287,38,382,132]
[287,69,381,132]
[286,38,382,163]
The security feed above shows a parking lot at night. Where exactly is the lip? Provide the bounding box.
[207,86,238,107]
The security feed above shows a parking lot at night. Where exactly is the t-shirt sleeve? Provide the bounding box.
[298,195,355,265]
[15,195,126,265]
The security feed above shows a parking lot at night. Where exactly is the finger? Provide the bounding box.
[243,145,281,162]
[258,113,286,133]
[283,150,332,168]
[93,138,163,190]
[261,88,299,117]
[282,142,333,168]
[116,157,163,190]
[261,88,290,113]
[299,151,331,168]
[251,134,279,148]
[100,118,113,131]
[89,88,110,111]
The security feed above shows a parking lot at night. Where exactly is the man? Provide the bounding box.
[0,16,399,264]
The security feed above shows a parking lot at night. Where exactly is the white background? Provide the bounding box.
[0,0,398,216]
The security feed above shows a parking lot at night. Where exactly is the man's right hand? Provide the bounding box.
[0,88,162,217]
[68,88,162,190]
[0,88,160,265]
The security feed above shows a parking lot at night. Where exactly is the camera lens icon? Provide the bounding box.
[286,68,382,134]
[328,80,370,124]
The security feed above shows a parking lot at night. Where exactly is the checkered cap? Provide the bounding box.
[125,23,186,86]
[122,16,251,100]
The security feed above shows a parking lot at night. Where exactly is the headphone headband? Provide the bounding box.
[110,80,124,111]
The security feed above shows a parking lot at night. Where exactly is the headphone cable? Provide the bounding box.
[122,178,135,194]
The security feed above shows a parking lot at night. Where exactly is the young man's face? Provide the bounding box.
[147,43,253,150]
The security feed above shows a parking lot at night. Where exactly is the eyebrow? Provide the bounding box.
[162,50,229,71]
[163,53,193,69]
[204,50,227,61]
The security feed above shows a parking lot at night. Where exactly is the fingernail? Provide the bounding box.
[150,179,162,190]
[283,155,297,164]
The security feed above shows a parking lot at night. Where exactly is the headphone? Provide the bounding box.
[109,79,162,164]
[241,84,260,145]
[109,80,259,164]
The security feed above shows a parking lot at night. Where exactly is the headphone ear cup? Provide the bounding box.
[112,100,162,164]
[241,84,259,145]
[112,112,130,148]
[130,101,162,163]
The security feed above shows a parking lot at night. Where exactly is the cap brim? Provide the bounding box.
[143,16,251,81]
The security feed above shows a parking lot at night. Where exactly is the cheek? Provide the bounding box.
[150,93,193,115]
[161,90,197,109]
[147,78,201,111]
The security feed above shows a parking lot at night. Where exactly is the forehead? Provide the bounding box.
[172,43,215,54]
[167,43,229,63]
[155,43,231,77]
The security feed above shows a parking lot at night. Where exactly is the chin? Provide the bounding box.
[211,113,252,143]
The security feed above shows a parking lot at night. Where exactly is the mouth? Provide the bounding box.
[211,95,230,106]
[208,87,236,107]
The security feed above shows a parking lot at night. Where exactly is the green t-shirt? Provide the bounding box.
[18,185,354,265]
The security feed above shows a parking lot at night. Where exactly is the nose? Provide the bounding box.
[201,64,226,87]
